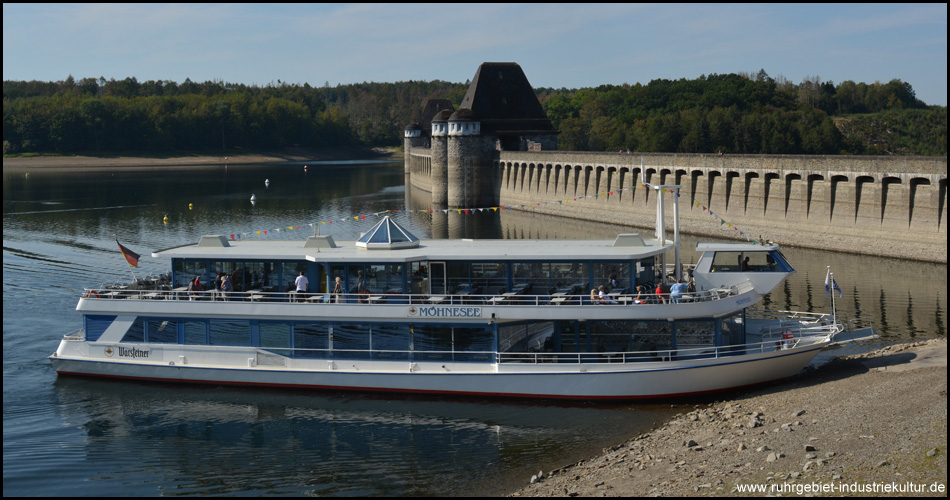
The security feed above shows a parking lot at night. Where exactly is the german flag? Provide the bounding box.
[116,238,140,268]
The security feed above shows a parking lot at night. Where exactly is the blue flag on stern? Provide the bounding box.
[824,268,842,298]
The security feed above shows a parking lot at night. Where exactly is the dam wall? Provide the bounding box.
[406,147,947,262]
[495,151,947,262]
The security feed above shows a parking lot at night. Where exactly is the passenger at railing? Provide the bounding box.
[598,285,618,304]
[590,289,599,304]
[632,285,647,304]
[188,276,202,301]
[669,279,689,304]
[221,274,233,301]
[655,282,668,304]
[331,276,343,303]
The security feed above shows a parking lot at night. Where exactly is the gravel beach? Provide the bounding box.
[510,338,947,497]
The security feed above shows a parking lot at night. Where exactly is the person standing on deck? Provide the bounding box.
[295,271,309,302]
[669,279,689,303]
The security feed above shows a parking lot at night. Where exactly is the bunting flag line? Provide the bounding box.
[217,183,771,244]
[116,238,140,268]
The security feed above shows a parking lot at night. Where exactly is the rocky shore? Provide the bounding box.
[510,338,947,497]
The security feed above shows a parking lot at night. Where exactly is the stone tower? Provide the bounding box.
[405,62,559,208]
[430,109,452,207]
[447,108,495,207]
[402,123,425,174]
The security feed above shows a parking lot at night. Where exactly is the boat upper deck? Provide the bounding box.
[153,233,673,264]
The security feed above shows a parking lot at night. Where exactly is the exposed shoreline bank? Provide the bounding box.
[508,338,947,497]
[2,147,399,170]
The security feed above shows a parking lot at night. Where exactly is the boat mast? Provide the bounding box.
[654,185,682,281]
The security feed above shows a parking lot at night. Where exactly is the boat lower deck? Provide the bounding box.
[51,333,831,399]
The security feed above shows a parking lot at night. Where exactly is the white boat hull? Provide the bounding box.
[50,339,827,400]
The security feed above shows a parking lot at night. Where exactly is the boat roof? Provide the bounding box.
[153,234,673,263]
[695,242,781,252]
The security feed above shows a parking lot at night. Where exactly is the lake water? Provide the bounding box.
[3,160,945,496]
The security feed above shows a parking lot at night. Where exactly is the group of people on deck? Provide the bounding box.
[592,277,693,305]
[186,273,234,300]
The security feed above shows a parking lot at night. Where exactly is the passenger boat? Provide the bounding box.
[50,186,874,400]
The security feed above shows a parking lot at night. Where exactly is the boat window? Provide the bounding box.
[367,324,411,361]
[346,264,404,294]
[126,318,145,342]
[451,326,494,362]
[627,320,673,351]
[413,325,454,361]
[83,315,116,342]
[333,323,372,360]
[675,320,716,352]
[174,259,207,289]
[410,261,428,295]
[245,261,277,292]
[593,262,631,293]
[635,259,655,288]
[293,323,329,359]
[559,320,589,353]
[259,322,291,356]
[550,262,589,296]
[498,322,554,353]
[209,319,250,346]
[446,261,471,293]
[511,262,550,295]
[710,251,785,272]
[471,262,508,295]
[147,318,178,343]
[588,321,636,353]
[767,251,794,272]
[184,320,208,344]
[720,312,744,347]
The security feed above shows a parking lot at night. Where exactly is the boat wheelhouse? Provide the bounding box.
[51,188,872,400]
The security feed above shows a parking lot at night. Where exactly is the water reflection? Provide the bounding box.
[51,377,672,497]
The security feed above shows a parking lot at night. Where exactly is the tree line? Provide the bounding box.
[3,72,946,156]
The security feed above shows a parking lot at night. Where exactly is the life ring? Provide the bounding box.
[358,291,371,304]
[84,290,99,299]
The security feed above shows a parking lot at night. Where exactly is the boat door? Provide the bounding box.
[430,262,447,295]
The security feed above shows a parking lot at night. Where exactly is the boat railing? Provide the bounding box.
[496,335,828,365]
[61,329,85,341]
[257,336,826,365]
[79,285,744,306]
[748,309,844,340]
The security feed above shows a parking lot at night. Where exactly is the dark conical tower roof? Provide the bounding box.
[458,62,555,137]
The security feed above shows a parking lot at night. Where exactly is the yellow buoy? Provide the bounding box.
[163,215,169,224]
[189,203,193,210]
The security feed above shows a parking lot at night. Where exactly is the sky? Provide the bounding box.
[3,3,947,106]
